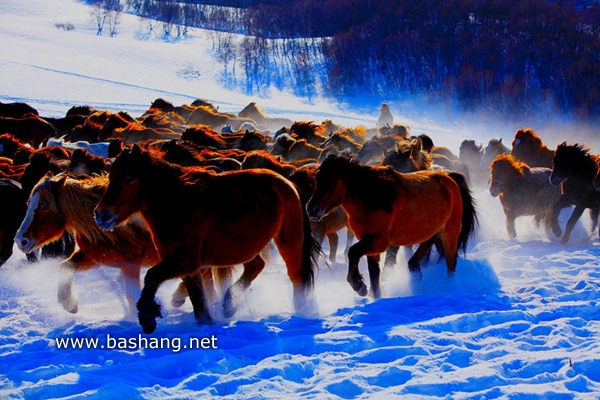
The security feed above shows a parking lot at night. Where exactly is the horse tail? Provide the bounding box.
[300,195,319,292]
[448,171,478,254]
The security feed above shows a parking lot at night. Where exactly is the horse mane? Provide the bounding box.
[320,155,397,212]
[397,138,432,170]
[57,175,149,245]
[149,98,176,113]
[515,128,543,147]
[242,150,296,178]
[555,142,597,170]
[490,154,529,178]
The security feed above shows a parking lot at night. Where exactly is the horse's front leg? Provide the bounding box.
[506,213,517,239]
[57,261,78,313]
[223,254,265,318]
[367,254,381,299]
[138,251,190,334]
[57,250,93,314]
[550,195,570,237]
[120,264,142,319]
[561,205,586,245]
[326,232,339,263]
[347,236,376,297]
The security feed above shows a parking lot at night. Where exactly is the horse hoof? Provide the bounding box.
[196,314,214,326]
[355,283,368,297]
[171,295,186,308]
[139,313,157,334]
[222,301,237,319]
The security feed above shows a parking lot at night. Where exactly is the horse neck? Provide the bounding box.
[563,152,597,181]
[57,178,107,243]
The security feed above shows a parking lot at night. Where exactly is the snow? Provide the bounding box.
[2,0,600,398]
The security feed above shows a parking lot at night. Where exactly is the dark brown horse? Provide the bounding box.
[511,128,554,168]
[489,154,560,238]
[307,155,477,298]
[549,142,600,244]
[0,115,55,148]
[0,178,29,267]
[94,145,318,333]
[238,102,293,131]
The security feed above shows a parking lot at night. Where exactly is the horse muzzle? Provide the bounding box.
[489,186,502,198]
[94,209,118,231]
[15,234,36,253]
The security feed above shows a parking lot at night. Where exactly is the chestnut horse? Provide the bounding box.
[307,155,477,298]
[489,154,560,238]
[549,142,600,244]
[511,128,554,168]
[94,145,318,333]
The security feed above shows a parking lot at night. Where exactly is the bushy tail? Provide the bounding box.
[301,200,320,292]
[448,172,478,254]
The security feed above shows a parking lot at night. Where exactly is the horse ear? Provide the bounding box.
[499,138,503,144]
[52,173,67,191]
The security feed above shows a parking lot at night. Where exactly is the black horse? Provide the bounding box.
[549,142,600,244]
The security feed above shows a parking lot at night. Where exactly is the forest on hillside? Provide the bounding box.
[110,0,600,119]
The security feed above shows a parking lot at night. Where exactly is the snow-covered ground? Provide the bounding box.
[1,1,600,398]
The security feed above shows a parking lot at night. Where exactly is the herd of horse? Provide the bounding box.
[0,99,598,333]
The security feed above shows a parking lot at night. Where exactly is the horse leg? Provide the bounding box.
[367,254,381,299]
[138,251,194,334]
[326,232,339,263]
[171,280,188,308]
[120,264,141,319]
[57,262,78,313]
[347,237,374,296]
[407,237,437,279]
[590,208,599,234]
[506,212,517,239]
[56,250,95,313]
[184,271,213,326]
[344,229,354,261]
[550,195,570,237]
[383,245,399,270]
[223,254,265,318]
[561,205,586,245]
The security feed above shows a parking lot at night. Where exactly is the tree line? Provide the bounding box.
[110,0,600,119]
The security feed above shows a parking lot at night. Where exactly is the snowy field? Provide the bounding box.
[1,1,600,398]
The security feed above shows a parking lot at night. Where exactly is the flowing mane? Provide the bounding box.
[490,154,530,178]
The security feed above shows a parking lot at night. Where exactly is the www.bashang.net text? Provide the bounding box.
[54,334,218,353]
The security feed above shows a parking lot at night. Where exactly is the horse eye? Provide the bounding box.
[125,176,136,184]
[40,203,49,211]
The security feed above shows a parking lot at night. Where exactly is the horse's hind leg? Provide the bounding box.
[407,237,436,280]
[184,271,213,325]
[383,245,399,270]
[223,254,265,318]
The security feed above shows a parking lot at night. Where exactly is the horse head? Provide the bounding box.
[15,173,67,254]
[306,155,349,221]
[95,144,147,231]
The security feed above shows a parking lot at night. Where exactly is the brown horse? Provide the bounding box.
[14,174,161,316]
[238,102,293,131]
[0,115,55,148]
[307,155,477,298]
[511,128,554,168]
[94,145,318,333]
[241,150,353,263]
[480,138,510,171]
[489,154,560,238]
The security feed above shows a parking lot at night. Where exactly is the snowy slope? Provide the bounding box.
[1,0,600,398]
